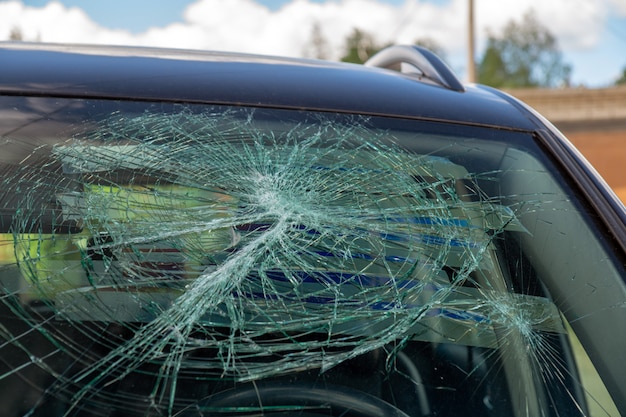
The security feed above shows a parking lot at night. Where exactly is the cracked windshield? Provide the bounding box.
[0,97,623,417]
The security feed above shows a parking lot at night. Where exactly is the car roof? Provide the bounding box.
[0,42,538,130]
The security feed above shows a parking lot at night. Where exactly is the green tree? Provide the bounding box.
[9,27,23,41]
[340,29,383,64]
[478,11,571,88]
[616,67,626,85]
[303,23,330,60]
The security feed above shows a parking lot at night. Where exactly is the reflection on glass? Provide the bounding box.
[0,100,622,416]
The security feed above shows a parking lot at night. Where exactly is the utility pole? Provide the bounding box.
[467,0,476,83]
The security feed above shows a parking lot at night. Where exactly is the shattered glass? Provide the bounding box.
[0,99,624,416]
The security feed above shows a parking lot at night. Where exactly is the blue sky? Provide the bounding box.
[21,0,194,32]
[8,0,626,87]
[20,0,448,32]
[21,0,426,32]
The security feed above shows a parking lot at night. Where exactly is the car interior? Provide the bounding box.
[0,98,623,416]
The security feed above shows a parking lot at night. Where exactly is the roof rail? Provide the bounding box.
[365,45,465,93]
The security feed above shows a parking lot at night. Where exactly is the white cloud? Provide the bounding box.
[0,0,131,43]
[474,0,608,51]
[0,0,614,54]
[609,0,626,15]
[0,0,623,85]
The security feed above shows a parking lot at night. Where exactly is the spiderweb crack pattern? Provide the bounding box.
[4,109,560,415]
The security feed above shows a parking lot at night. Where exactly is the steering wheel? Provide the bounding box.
[201,382,412,416]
